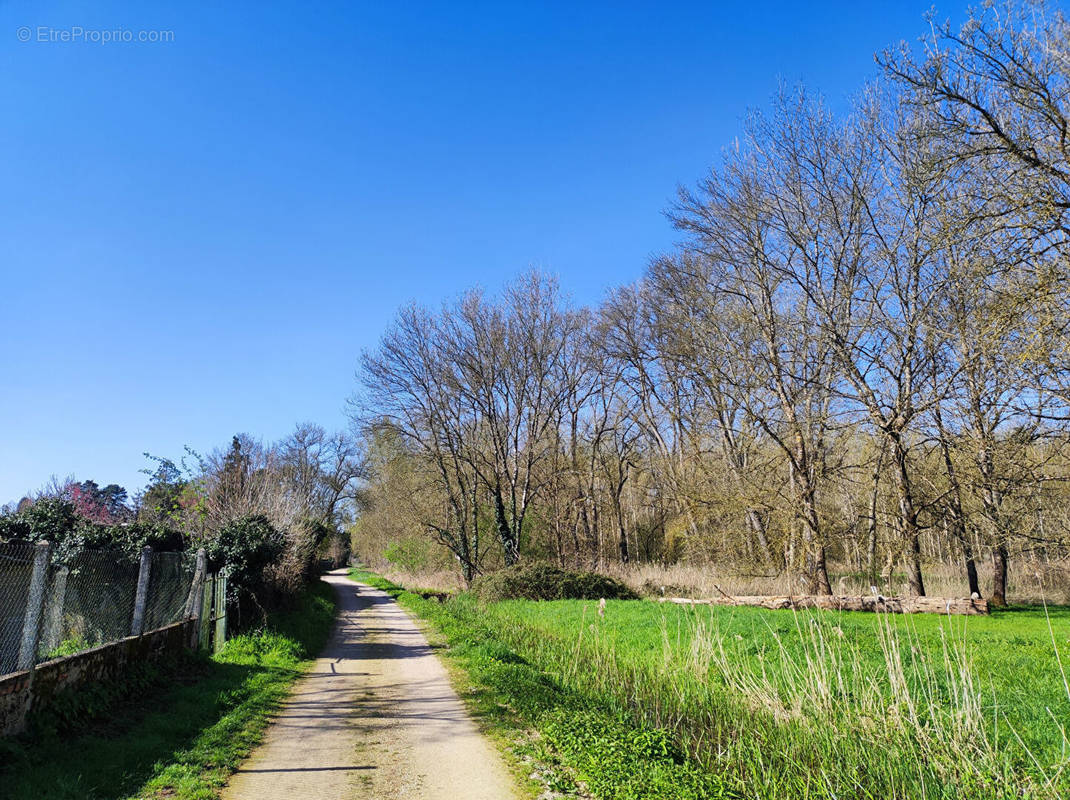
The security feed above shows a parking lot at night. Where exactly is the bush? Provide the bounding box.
[265,518,331,596]
[470,563,639,602]
[204,515,286,605]
[0,498,84,555]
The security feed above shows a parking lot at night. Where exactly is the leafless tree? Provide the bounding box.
[279,423,365,529]
[881,0,1070,416]
[672,104,851,594]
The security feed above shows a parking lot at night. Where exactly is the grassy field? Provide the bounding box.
[361,564,1070,800]
[0,580,336,800]
[474,598,1070,799]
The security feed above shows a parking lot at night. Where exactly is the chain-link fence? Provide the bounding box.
[0,541,199,677]
[0,541,36,676]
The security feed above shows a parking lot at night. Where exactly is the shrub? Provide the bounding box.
[0,498,85,554]
[266,518,331,596]
[204,515,286,605]
[470,563,639,602]
[0,499,185,561]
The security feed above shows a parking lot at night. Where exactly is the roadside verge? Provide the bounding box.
[349,569,732,800]
[0,579,337,800]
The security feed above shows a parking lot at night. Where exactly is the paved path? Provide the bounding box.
[222,569,518,800]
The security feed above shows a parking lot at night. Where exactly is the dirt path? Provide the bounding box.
[221,569,518,800]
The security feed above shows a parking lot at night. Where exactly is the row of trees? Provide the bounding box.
[354,1,1070,603]
[1,423,364,613]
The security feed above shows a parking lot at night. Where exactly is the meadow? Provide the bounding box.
[482,599,1070,799]
[384,573,1070,800]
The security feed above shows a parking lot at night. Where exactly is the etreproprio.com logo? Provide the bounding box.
[16,26,175,44]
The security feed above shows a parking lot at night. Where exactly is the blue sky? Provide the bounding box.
[0,0,971,505]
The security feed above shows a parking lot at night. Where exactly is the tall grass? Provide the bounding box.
[611,560,1070,605]
[369,558,1070,604]
[467,597,1070,799]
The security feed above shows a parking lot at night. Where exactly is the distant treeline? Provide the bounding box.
[1,424,362,619]
[352,2,1070,603]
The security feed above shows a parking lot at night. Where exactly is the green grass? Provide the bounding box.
[350,568,734,800]
[0,580,337,800]
[475,596,1070,800]
[351,568,1070,799]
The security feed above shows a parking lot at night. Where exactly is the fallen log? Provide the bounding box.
[657,594,989,615]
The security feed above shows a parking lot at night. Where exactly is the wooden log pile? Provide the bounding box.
[657,593,989,615]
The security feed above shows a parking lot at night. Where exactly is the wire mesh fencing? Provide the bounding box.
[0,541,37,676]
[143,551,199,633]
[0,541,201,677]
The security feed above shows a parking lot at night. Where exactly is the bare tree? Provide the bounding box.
[672,110,847,594]
[357,304,487,581]
[881,0,1070,416]
[279,423,365,529]
[357,272,583,577]
[439,273,584,565]
[646,252,779,568]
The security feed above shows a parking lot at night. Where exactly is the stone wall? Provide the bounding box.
[0,618,195,737]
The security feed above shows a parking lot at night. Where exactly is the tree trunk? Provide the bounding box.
[888,432,925,596]
[964,542,981,598]
[865,443,885,583]
[934,415,978,598]
[906,534,926,597]
[493,488,519,566]
[746,508,775,568]
[811,543,832,595]
[946,518,981,597]
[798,479,831,595]
[991,544,1009,607]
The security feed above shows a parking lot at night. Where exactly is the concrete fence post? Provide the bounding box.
[198,576,214,651]
[131,546,153,636]
[213,574,227,654]
[17,541,51,672]
[186,548,207,648]
[41,565,69,654]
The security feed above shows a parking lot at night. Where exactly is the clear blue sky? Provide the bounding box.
[0,0,971,505]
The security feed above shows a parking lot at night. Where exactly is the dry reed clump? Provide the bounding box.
[365,557,1070,605]
[376,567,463,593]
[608,560,1070,604]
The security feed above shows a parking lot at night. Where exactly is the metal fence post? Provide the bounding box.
[186,548,207,648]
[131,546,153,636]
[17,541,51,671]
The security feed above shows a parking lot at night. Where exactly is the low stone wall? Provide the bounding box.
[0,618,195,737]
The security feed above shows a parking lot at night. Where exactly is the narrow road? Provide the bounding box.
[221,569,518,800]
